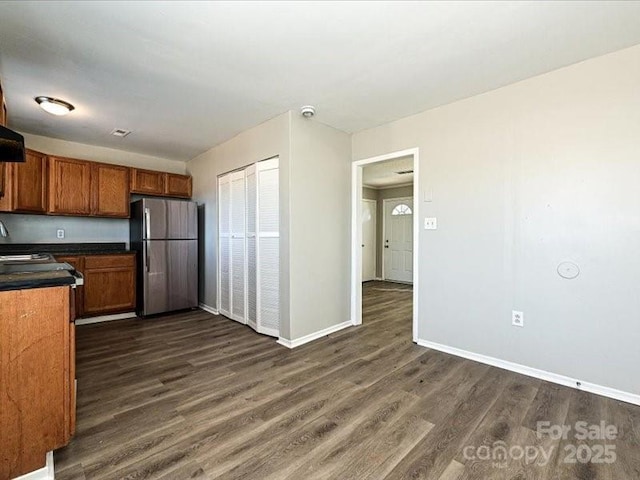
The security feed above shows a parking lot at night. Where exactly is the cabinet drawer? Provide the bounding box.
[84,254,135,269]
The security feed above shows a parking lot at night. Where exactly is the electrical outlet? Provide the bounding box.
[56,229,65,239]
[512,310,524,327]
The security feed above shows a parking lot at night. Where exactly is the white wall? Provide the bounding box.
[0,133,185,245]
[290,115,352,339]
[352,44,640,396]
[186,112,292,337]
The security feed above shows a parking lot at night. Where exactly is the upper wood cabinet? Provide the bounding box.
[130,168,165,195]
[130,168,192,198]
[48,156,92,215]
[164,173,192,198]
[90,163,130,217]
[0,149,48,213]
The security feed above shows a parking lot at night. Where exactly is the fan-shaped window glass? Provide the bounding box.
[391,204,412,216]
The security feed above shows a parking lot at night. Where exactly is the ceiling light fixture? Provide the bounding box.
[35,96,75,116]
[300,105,315,118]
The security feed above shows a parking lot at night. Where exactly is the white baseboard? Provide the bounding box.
[416,339,640,407]
[75,312,136,326]
[14,451,54,480]
[199,303,219,315]
[278,320,353,349]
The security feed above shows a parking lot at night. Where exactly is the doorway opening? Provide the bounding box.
[352,149,419,342]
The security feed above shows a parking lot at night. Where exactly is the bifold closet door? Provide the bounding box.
[245,165,257,330]
[217,174,231,317]
[256,158,279,337]
[229,170,246,323]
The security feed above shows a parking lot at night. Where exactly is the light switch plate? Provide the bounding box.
[56,229,65,239]
[424,217,437,230]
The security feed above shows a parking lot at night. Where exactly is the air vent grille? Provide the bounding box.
[110,128,131,137]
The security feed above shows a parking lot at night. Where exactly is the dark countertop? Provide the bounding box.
[0,262,77,291]
[0,242,132,256]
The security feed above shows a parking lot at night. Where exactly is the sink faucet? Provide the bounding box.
[0,220,9,238]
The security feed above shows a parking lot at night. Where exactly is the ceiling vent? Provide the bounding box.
[110,128,131,138]
[396,169,414,175]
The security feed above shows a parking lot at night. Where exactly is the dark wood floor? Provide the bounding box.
[55,281,640,479]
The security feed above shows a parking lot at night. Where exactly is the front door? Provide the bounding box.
[383,198,413,283]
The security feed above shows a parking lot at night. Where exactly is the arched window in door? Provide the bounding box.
[391,204,412,216]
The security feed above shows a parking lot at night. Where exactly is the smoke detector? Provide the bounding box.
[300,106,316,118]
[111,128,131,138]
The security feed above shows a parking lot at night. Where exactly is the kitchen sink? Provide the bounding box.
[0,253,56,264]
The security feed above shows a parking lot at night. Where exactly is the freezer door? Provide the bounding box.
[143,198,168,240]
[167,200,198,239]
[143,239,198,316]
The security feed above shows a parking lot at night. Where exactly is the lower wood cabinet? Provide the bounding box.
[56,253,136,318]
[0,286,75,479]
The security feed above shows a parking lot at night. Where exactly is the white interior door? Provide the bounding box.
[361,199,376,282]
[256,158,279,337]
[218,174,231,317]
[246,165,257,330]
[230,170,246,323]
[383,197,413,283]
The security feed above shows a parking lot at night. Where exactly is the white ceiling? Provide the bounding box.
[1,1,640,161]
[363,156,413,188]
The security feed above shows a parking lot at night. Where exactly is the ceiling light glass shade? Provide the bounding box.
[35,96,75,116]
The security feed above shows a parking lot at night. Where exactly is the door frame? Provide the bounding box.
[361,198,377,282]
[351,148,419,342]
[381,196,413,283]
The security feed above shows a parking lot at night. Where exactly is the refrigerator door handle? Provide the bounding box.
[145,240,150,272]
[144,207,151,239]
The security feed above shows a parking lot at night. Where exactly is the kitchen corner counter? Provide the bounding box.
[0,263,77,291]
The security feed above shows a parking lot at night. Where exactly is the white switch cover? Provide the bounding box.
[56,229,65,239]
[512,310,524,327]
[424,217,437,230]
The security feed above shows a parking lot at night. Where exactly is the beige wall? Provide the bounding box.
[187,112,293,338]
[0,133,185,245]
[22,132,186,173]
[352,44,640,395]
[363,185,413,278]
[290,115,352,339]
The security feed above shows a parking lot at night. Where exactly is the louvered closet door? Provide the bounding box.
[256,158,280,337]
[218,174,231,317]
[230,170,247,323]
[245,165,257,330]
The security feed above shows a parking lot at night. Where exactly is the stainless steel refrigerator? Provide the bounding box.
[130,198,198,317]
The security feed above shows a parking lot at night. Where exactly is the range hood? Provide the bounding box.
[0,125,25,163]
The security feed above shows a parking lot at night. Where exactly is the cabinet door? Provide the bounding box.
[83,255,136,316]
[55,255,85,318]
[13,149,48,212]
[130,168,164,195]
[91,163,130,217]
[164,173,192,198]
[48,157,91,215]
[0,286,71,479]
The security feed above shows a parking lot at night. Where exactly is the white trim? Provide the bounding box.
[199,303,219,315]
[364,182,414,191]
[74,312,136,326]
[417,339,640,407]
[277,321,353,349]
[361,198,377,282]
[351,148,419,342]
[14,451,55,480]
